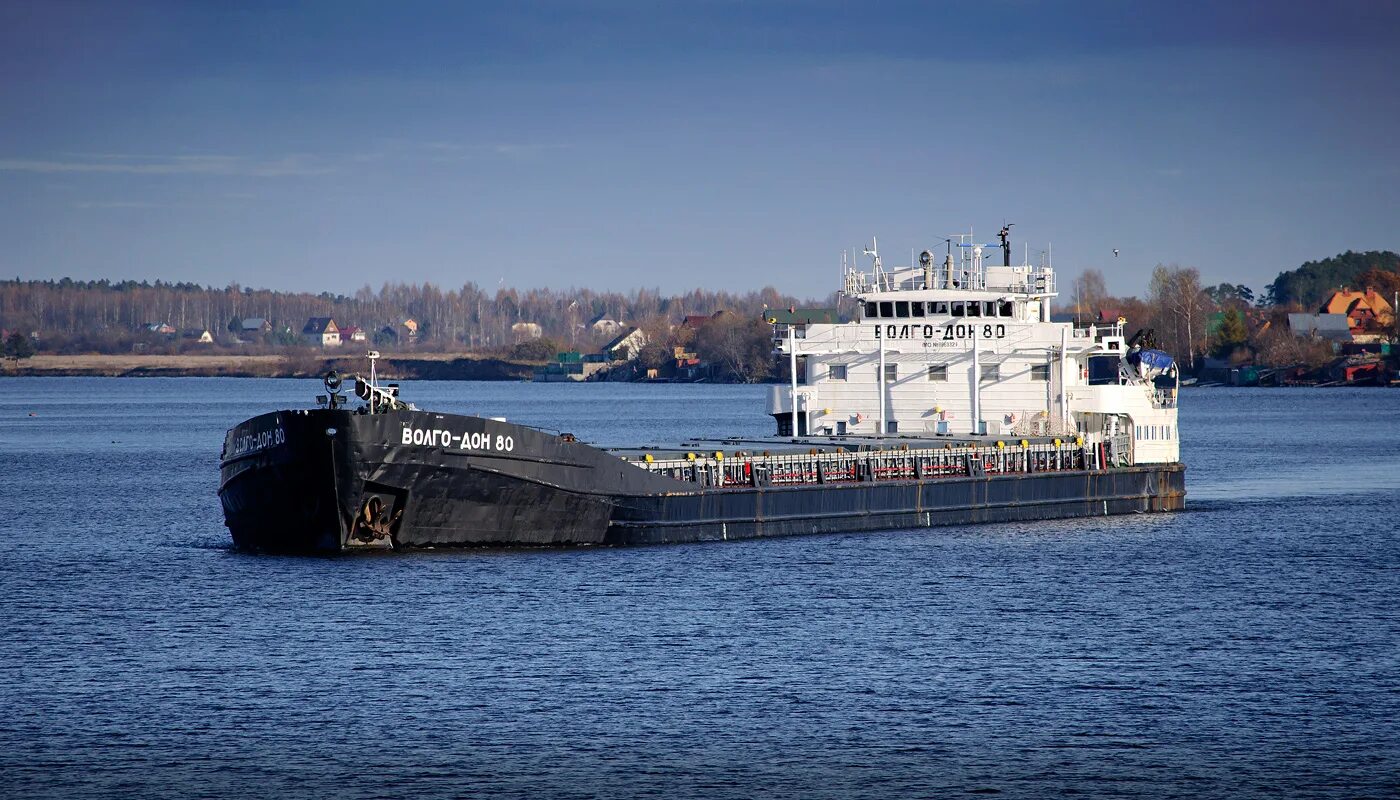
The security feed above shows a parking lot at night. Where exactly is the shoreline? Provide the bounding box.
[1,353,537,380]
[4,354,1395,387]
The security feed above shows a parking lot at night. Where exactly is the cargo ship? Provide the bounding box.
[220,227,1185,551]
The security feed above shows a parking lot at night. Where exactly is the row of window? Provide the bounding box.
[828,363,1050,382]
[1134,424,1174,440]
[827,420,899,435]
[864,299,1016,319]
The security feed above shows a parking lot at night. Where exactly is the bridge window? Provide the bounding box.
[864,302,877,319]
[884,363,898,383]
[911,302,925,317]
[895,301,910,318]
[931,301,949,315]
[980,364,999,382]
[1031,364,1050,381]
[966,302,982,317]
[879,301,893,318]
[982,301,996,316]
[999,300,1014,317]
[927,365,947,381]
[951,302,966,317]
[829,364,847,381]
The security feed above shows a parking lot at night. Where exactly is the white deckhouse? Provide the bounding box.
[769,227,1180,464]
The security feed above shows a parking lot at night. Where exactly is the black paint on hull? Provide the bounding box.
[219,409,1187,553]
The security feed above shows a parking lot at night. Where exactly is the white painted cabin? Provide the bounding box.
[769,234,1180,465]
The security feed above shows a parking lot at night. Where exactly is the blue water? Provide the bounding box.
[1,378,1398,799]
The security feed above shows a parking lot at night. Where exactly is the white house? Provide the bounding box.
[511,321,544,341]
[302,317,342,347]
[602,327,649,361]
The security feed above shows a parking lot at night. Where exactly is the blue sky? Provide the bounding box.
[2,0,1397,298]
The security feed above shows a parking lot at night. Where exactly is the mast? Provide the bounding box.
[789,324,799,436]
[878,328,886,436]
[971,324,981,434]
[1059,327,1069,431]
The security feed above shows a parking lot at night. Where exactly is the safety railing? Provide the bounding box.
[630,436,1126,489]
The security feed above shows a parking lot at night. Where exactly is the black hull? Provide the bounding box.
[220,409,1186,553]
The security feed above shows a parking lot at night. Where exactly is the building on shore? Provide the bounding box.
[302,318,342,348]
[1287,313,1353,344]
[602,327,648,361]
[511,321,543,341]
[339,326,367,344]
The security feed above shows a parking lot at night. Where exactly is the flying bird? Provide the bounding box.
[1112,248,1120,257]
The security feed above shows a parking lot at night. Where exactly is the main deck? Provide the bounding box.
[611,432,1132,488]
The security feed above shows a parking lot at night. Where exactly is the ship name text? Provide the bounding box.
[401,427,515,452]
[874,324,1008,340]
[227,425,286,457]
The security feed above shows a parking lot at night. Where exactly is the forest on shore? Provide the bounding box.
[3,249,1398,382]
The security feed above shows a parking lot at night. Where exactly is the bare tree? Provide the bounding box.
[1147,264,1211,370]
[1075,269,1108,319]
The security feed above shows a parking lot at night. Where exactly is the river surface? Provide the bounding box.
[1,379,1397,799]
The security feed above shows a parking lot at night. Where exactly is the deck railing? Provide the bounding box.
[630,436,1127,489]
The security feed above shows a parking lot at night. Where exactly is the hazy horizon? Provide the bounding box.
[4,1,1397,299]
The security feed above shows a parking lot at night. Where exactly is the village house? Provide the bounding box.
[511,321,543,341]
[181,329,214,344]
[1320,289,1395,327]
[589,315,625,338]
[145,322,177,337]
[602,326,648,361]
[302,317,342,347]
[1287,313,1353,344]
[240,318,273,335]
[1319,289,1395,343]
[339,325,368,344]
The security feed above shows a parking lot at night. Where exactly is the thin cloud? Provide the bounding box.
[0,153,334,177]
[378,140,573,162]
[72,200,164,209]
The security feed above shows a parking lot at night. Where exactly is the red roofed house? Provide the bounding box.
[1320,289,1395,333]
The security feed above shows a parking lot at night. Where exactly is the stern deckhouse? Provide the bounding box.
[770,227,1180,464]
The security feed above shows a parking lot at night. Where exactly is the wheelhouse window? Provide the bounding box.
[829,364,848,381]
[980,364,1000,382]
[911,302,925,317]
[864,302,877,319]
[966,302,982,317]
[884,363,897,383]
[982,301,996,317]
[895,301,910,318]
[950,301,966,317]
[879,301,894,318]
[931,301,949,315]
[999,300,1014,317]
[927,365,947,381]
[1030,364,1050,381]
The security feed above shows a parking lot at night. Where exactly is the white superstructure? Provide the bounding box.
[769,227,1180,465]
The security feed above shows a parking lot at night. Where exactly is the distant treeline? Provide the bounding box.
[4,249,1398,373]
[0,278,830,354]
